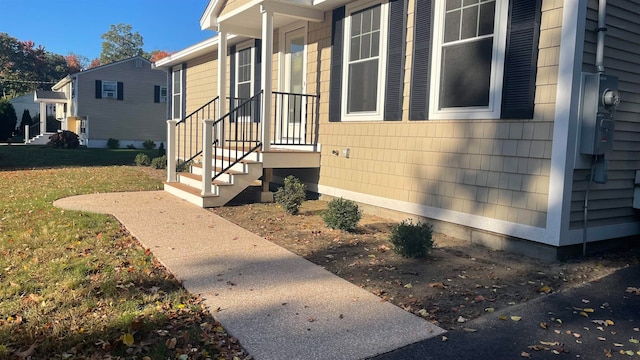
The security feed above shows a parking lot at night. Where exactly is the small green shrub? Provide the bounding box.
[389,219,433,258]
[134,153,150,166]
[274,175,307,215]
[47,130,80,149]
[176,160,192,172]
[143,139,156,150]
[107,138,119,149]
[157,142,166,157]
[322,197,362,232]
[126,144,136,149]
[151,155,167,169]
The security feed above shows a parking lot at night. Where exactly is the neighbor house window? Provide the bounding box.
[430,0,508,119]
[172,66,182,119]
[102,81,117,99]
[160,86,167,103]
[341,0,388,121]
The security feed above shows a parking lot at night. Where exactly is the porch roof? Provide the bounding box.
[34,90,67,103]
[153,34,243,70]
[200,0,351,37]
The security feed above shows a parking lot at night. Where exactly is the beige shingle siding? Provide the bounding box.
[219,0,247,17]
[76,59,167,142]
[571,0,640,229]
[309,1,558,228]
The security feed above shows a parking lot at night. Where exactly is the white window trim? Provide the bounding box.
[172,65,182,120]
[429,0,508,120]
[341,0,389,122]
[102,80,118,99]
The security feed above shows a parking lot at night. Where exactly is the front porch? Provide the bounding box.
[164,91,321,207]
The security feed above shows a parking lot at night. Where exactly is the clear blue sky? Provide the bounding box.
[0,0,215,61]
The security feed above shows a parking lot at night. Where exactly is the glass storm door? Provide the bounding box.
[282,28,306,142]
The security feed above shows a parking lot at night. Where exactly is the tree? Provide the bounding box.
[65,52,89,74]
[20,108,32,129]
[88,58,101,69]
[149,50,171,63]
[0,33,73,97]
[0,98,18,140]
[100,23,146,65]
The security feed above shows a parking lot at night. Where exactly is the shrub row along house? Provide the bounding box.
[154,0,640,259]
[30,56,167,148]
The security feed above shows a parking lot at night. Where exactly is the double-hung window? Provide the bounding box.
[430,0,508,119]
[172,65,182,119]
[342,0,388,121]
[235,44,254,122]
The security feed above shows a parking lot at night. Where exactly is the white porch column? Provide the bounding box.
[202,119,215,196]
[217,29,228,145]
[39,102,47,134]
[218,29,227,119]
[260,6,273,151]
[166,119,178,182]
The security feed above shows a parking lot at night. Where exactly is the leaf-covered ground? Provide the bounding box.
[213,193,640,331]
[0,166,249,359]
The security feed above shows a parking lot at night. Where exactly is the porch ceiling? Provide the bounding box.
[208,0,334,38]
[34,90,67,104]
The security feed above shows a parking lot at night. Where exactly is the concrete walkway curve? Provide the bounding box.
[54,191,445,360]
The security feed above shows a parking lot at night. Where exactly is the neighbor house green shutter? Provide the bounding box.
[117,82,124,101]
[95,80,102,99]
[154,85,160,103]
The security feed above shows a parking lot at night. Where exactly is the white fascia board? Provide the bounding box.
[263,1,324,21]
[316,185,550,244]
[200,0,223,30]
[154,35,241,69]
[52,75,72,91]
[545,0,587,247]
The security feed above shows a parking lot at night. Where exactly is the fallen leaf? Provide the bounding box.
[624,350,634,356]
[604,349,613,358]
[538,285,553,294]
[15,343,37,359]
[418,309,428,317]
[474,295,485,301]
[462,328,477,332]
[614,343,624,347]
[429,282,446,289]
[166,337,177,349]
[626,287,640,295]
[607,320,615,326]
[521,351,531,358]
[499,315,508,321]
[485,307,495,313]
[442,336,448,342]
[540,341,559,346]
[404,283,413,289]
[457,316,467,323]
[583,308,595,313]
[579,311,589,317]
[121,333,134,347]
[573,333,581,338]
[539,322,548,329]
[511,316,522,321]
[598,337,606,341]
[630,338,639,344]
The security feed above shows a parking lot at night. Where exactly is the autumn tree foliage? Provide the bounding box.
[149,50,171,63]
[88,58,101,69]
[65,52,89,74]
[100,23,146,65]
[0,33,70,97]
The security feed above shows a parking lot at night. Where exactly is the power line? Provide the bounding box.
[0,78,57,85]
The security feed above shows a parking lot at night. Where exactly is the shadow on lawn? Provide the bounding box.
[0,146,159,170]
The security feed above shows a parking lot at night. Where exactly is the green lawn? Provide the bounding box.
[0,147,245,359]
[0,145,159,169]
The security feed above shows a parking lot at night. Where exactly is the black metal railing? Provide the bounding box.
[272,91,319,146]
[176,97,219,168]
[211,91,264,181]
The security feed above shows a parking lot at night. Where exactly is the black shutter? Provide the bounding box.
[117,82,124,100]
[254,39,262,122]
[95,80,102,99]
[329,6,345,122]
[180,63,186,116]
[409,0,432,120]
[501,0,541,119]
[154,85,160,103]
[384,0,407,121]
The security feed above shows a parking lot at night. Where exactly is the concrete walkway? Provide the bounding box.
[54,191,445,360]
